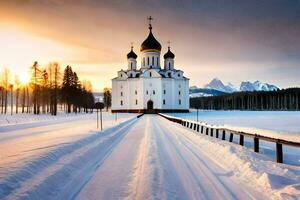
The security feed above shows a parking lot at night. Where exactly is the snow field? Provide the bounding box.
[0,113,299,199]
[167,111,300,166]
[178,124,300,199]
[0,117,139,200]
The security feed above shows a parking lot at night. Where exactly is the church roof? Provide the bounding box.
[127,48,137,59]
[140,25,162,52]
[163,47,175,59]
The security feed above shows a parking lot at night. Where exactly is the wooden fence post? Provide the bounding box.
[239,134,244,146]
[206,128,209,135]
[216,129,219,138]
[229,133,233,142]
[276,142,283,163]
[254,137,259,152]
[222,130,226,140]
[210,128,213,137]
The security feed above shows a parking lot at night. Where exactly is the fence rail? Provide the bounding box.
[158,113,300,164]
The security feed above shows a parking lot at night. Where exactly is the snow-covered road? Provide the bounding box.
[1,114,299,199]
[76,115,267,200]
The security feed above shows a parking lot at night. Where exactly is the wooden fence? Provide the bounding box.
[158,113,300,164]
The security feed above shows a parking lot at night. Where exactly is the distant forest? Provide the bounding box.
[190,88,300,110]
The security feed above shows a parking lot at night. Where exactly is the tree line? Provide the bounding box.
[190,88,300,110]
[0,62,95,115]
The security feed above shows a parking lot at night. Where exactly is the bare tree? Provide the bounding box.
[9,84,13,115]
[15,76,21,114]
[1,68,11,114]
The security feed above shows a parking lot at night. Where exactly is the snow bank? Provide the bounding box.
[172,122,300,199]
[167,111,300,143]
[0,116,139,200]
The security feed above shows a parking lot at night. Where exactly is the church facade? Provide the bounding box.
[111,19,189,113]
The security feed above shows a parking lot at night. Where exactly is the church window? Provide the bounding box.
[179,91,181,95]
[156,57,159,66]
[121,92,123,96]
[121,74,123,77]
[163,99,166,105]
[135,99,138,105]
[149,72,152,77]
[163,90,166,94]
[143,58,145,66]
[168,62,171,69]
[130,62,133,69]
[178,74,180,77]
[179,99,181,105]
[146,90,148,95]
[120,100,123,106]
[168,72,171,77]
[135,90,137,95]
[152,56,154,66]
[129,74,133,78]
[147,57,149,66]
[153,90,155,95]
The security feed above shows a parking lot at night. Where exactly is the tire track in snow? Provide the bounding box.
[152,115,262,200]
[0,117,139,200]
[126,116,151,200]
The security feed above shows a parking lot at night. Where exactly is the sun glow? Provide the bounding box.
[19,73,30,84]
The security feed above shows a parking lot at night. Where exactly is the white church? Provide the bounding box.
[111,17,189,113]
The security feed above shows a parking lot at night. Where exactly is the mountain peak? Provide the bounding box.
[203,78,278,93]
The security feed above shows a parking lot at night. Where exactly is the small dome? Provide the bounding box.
[164,47,175,59]
[140,25,162,52]
[127,48,137,59]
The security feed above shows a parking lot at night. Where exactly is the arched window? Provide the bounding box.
[179,99,181,105]
[163,99,166,105]
[149,72,152,77]
[120,100,123,106]
[153,90,155,95]
[147,57,149,66]
[130,62,133,69]
[179,91,181,95]
[163,90,166,94]
[156,57,159,66]
[168,62,171,69]
[152,56,154,66]
[120,92,123,96]
[135,99,138,105]
[146,90,148,95]
[135,90,137,95]
[168,72,171,77]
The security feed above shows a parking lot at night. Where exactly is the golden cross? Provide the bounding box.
[130,42,134,50]
[147,16,153,25]
[167,41,171,49]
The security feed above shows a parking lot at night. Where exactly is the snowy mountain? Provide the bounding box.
[240,81,278,92]
[190,78,279,97]
[189,87,227,98]
[204,78,237,93]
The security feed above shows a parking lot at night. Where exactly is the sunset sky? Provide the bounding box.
[0,0,300,92]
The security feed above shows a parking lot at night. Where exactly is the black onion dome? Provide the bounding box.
[140,26,162,52]
[164,47,175,59]
[127,49,137,59]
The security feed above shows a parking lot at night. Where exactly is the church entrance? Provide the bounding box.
[147,100,153,110]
